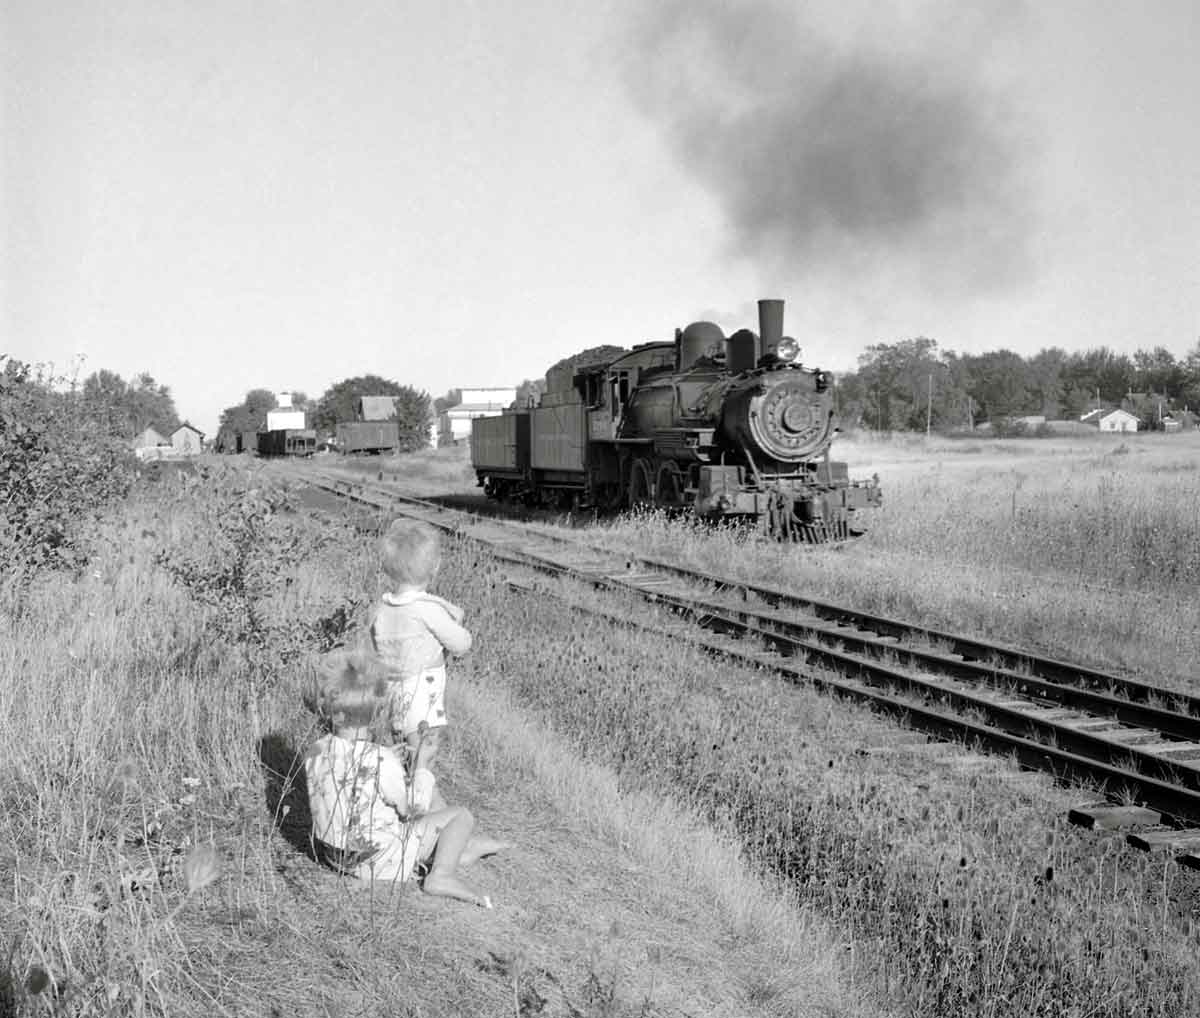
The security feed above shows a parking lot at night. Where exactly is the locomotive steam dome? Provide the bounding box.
[678,320,725,371]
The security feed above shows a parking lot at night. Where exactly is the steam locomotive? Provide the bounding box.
[469,299,881,540]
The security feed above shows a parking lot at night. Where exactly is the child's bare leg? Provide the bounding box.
[457,834,513,868]
[419,808,492,907]
[405,729,442,813]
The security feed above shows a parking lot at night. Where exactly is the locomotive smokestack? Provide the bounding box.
[758,299,784,356]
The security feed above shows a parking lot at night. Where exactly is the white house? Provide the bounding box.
[1080,408,1139,433]
[171,424,205,454]
[438,387,517,446]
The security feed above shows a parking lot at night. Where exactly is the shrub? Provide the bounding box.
[0,357,135,592]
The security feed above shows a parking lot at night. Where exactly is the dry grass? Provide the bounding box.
[0,469,870,1017]
[458,567,1200,1018]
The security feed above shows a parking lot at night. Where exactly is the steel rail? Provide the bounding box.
[504,578,1200,825]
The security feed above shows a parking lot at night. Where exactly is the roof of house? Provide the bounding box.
[1101,408,1138,421]
[356,396,398,421]
[173,423,205,436]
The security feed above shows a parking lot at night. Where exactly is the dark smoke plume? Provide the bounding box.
[625,0,1034,294]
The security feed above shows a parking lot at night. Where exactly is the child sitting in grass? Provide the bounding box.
[371,519,472,814]
[303,649,504,906]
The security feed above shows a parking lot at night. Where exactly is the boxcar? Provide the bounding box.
[336,421,399,455]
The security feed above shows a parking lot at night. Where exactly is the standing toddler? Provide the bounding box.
[371,519,471,814]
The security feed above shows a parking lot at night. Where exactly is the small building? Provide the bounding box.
[1081,408,1138,433]
[438,387,517,446]
[171,423,205,454]
[132,426,168,451]
[1164,410,1198,433]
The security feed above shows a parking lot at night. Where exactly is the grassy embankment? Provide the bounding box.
[0,464,868,1017]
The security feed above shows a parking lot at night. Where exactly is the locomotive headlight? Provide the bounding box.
[776,336,800,363]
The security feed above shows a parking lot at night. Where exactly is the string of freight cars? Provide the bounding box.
[302,470,1200,860]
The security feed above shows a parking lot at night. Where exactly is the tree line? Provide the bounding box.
[219,375,433,453]
[836,338,1200,432]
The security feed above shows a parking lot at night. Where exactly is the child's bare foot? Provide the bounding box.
[422,871,493,908]
[459,835,513,868]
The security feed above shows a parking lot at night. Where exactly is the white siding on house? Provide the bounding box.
[171,426,204,454]
[1099,410,1138,433]
[267,409,307,431]
[438,387,517,446]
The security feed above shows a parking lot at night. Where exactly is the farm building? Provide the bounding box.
[438,387,516,446]
[170,424,205,454]
[1080,408,1138,432]
[1164,411,1198,433]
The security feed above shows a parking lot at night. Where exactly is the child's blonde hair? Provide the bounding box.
[307,649,390,728]
[379,519,441,587]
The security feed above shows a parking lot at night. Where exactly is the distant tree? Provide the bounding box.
[81,369,180,438]
[848,337,962,432]
[1131,347,1185,399]
[1027,348,1069,419]
[392,387,434,452]
[513,378,546,408]
[963,350,1034,425]
[433,388,462,415]
[313,375,432,451]
[1060,348,1135,413]
[219,389,278,434]
[1183,340,1200,410]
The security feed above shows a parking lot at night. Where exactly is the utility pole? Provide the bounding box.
[926,371,934,437]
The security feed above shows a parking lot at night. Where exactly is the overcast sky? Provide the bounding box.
[4,0,1199,434]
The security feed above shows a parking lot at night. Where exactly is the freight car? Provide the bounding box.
[336,421,399,455]
[257,428,317,457]
[470,298,881,541]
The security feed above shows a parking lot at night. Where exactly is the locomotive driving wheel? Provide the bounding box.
[627,458,654,510]
[654,462,685,510]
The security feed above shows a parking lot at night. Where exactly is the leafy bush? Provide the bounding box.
[0,357,135,590]
[151,463,368,685]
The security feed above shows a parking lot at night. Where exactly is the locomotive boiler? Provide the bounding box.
[470,299,881,540]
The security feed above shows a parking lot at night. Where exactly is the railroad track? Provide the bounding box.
[302,468,1200,860]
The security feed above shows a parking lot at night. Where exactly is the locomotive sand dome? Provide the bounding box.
[470,299,881,541]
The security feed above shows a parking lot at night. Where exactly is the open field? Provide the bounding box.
[5,439,1200,1016]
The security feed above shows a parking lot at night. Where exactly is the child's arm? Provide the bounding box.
[412,598,473,655]
[375,747,412,816]
[419,593,465,623]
